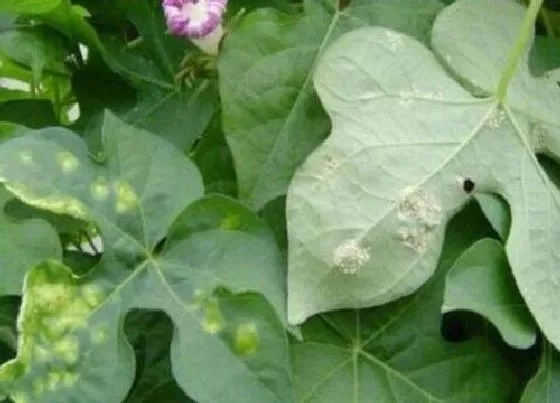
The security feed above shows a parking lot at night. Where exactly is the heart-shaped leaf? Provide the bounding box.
[285,0,560,358]
[0,112,291,403]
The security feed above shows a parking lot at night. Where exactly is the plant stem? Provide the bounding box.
[496,0,543,101]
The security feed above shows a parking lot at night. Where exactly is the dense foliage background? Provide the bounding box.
[0,0,559,401]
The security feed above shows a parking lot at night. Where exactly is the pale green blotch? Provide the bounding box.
[32,284,71,313]
[47,371,61,391]
[233,322,260,356]
[61,372,79,388]
[56,151,79,173]
[91,325,108,344]
[220,215,240,230]
[114,181,138,213]
[19,150,33,166]
[202,299,225,335]
[53,335,79,365]
[90,177,110,201]
[33,378,45,396]
[11,391,28,403]
[82,284,104,308]
[34,345,52,362]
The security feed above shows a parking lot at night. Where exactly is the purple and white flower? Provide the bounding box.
[163,0,228,54]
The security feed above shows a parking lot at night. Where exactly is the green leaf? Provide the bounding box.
[219,0,444,209]
[0,27,71,84]
[285,0,560,357]
[474,193,511,240]
[0,99,58,128]
[98,0,219,152]
[124,310,193,403]
[292,202,519,402]
[530,36,560,76]
[0,1,61,15]
[521,342,560,403]
[443,238,537,349]
[0,112,292,403]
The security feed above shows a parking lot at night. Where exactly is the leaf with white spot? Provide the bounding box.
[292,205,518,402]
[0,112,292,403]
[285,0,560,357]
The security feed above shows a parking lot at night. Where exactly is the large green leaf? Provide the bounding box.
[443,238,536,349]
[0,112,291,403]
[521,342,560,403]
[285,0,560,356]
[292,202,518,402]
[219,0,444,209]
[0,1,61,14]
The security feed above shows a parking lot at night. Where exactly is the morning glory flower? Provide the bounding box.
[163,0,228,55]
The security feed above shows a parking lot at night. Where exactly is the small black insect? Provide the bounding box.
[462,178,475,193]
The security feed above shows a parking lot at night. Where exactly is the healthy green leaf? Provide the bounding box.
[0,111,291,403]
[521,342,560,402]
[98,0,219,152]
[0,0,61,14]
[474,193,511,240]
[443,238,537,349]
[285,0,560,357]
[292,202,518,402]
[530,36,560,76]
[219,0,444,209]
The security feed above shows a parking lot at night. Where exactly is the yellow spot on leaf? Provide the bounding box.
[92,326,108,344]
[19,151,33,165]
[220,215,240,230]
[33,379,45,396]
[53,335,79,365]
[34,345,52,362]
[61,372,79,387]
[114,181,138,213]
[202,299,225,335]
[57,151,79,173]
[234,322,260,356]
[11,391,27,403]
[90,178,110,201]
[32,284,70,312]
[47,371,62,391]
[82,285,104,308]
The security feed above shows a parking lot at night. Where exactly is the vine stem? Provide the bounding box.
[496,0,543,101]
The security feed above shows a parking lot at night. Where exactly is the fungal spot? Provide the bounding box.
[486,108,506,129]
[91,326,108,344]
[462,178,475,193]
[82,285,104,308]
[57,151,79,173]
[114,181,138,213]
[33,378,45,396]
[47,371,62,391]
[396,187,442,252]
[332,239,370,275]
[385,30,404,52]
[34,345,52,362]
[53,335,80,364]
[19,150,34,165]
[32,284,71,313]
[90,178,110,201]
[11,391,27,403]
[202,299,225,334]
[398,84,444,106]
[220,215,240,230]
[61,372,79,387]
[234,322,260,356]
[529,121,546,152]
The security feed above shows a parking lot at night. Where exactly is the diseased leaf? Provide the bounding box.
[443,238,537,349]
[219,0,444,209]
[292,202,518,402]
[0,112,291,403]
[521,342,560,403]
[285,0,560,357]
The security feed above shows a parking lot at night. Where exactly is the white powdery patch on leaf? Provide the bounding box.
[332,239,370,275]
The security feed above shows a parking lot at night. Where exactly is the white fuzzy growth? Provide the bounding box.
[332,239,370,275]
